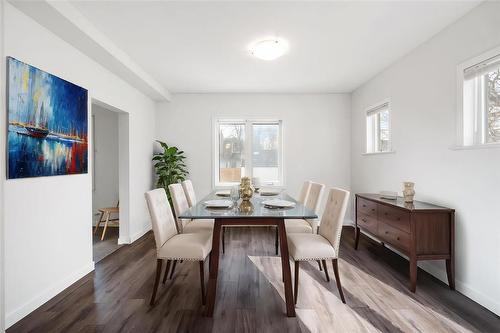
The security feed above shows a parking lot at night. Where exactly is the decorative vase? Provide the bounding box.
[403,182,415,203]
[239,177,254,201]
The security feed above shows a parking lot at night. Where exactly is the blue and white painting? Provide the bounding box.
[7,57,88,179]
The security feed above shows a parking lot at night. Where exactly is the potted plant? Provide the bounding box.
[152,140,188,205]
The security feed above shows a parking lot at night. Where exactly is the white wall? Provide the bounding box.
[155,93,351,216]
[91,104,119,225]
[3,3,156,327]
[351,1,500,315]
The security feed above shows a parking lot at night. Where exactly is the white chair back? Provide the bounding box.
[145,188,178,250]
[305,182,325,213]
[318,188,350,254]
[182,180,197,207]
[168,183,190,232]
[297,181,312,204]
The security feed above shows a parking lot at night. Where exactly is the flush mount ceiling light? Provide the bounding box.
[249,38,289,61]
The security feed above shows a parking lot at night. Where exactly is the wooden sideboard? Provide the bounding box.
[354,193,455,292]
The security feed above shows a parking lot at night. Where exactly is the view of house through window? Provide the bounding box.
[219,122,246,182]
[366,102,391,153]
[216,120,282,186]
[462,53,500,146]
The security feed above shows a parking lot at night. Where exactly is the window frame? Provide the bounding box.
[456,45,500,149]
[365,100,393,154]
[212,118,284,188]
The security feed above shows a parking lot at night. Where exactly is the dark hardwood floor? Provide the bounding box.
[8,227,500,333]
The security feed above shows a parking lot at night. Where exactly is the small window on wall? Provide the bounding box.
[366,102,391,153]
[214,119,283,187]
[459,50,500,146]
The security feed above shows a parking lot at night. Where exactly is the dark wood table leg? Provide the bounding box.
[205,219,222,316]
[277,219,296,317]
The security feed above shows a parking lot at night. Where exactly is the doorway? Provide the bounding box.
[91,102,122,262]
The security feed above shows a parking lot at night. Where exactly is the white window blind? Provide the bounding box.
[366,102,389,116]
[464,54,500,80]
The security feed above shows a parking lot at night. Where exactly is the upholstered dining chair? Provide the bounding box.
[285,181,324,234]
[297,180,312,205]
[145,188,212,306]
[287,187,350,304]
[169,183,214,234]
[181,179,197,208]
[273,181,312,255]
[177,180,234,255]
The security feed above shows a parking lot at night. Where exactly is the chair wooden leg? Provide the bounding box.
[100,212,110,241]
[275,227,279,255]
[199,260,206,305]
[321,260,330,282]
[317,260,322,271]
[294,261,299,304]
[162,260,172,284]
[150,259,163,306]
[222,227,226,254]
[332,259,346,303]
[169,260,177,279]
[94,211,104,235]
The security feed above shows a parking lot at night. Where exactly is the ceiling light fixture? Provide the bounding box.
[249,38,289,61]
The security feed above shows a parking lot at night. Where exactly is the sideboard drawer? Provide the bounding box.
[378,222,410,253]
[357,198,377,216]
[357,213,378,235]
[378,204,410,233]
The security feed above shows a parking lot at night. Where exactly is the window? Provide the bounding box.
[214,119,283,187]
[366,102,391,153]
[460,51,500,146]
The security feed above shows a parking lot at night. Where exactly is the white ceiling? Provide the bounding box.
[72,1,479,94]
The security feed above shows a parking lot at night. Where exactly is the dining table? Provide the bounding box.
[178,190,318,317]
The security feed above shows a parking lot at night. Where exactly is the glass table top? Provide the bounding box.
[178,190,318,219]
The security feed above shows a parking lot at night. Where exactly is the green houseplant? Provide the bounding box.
[153,141,189,204]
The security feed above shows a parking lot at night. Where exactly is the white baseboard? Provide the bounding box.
[348,224,500,316]
[419,262,500,316]
[117,236,130,244]
[118,224,151,245]
[343,219,355,227]
[130,225,151,243]
[6,262,95,328]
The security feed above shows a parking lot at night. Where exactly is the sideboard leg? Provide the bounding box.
[354,227,360,250]
[447,211,455,290]
[409,256,417,293]
[446,259,455,290]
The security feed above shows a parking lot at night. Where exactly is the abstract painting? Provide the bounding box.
[7,57,88,179]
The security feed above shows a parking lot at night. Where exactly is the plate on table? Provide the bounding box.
[259,188,281,196]
[204,200,233,208]
[262,199,296,209]
[215,190,231,197]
